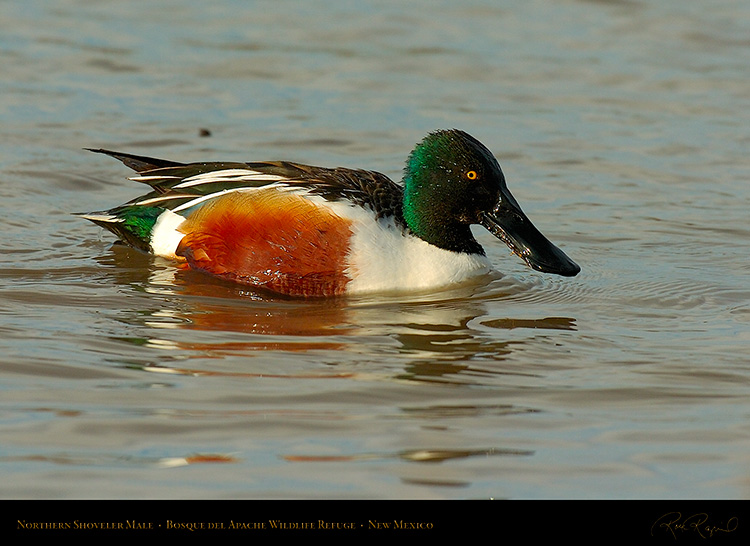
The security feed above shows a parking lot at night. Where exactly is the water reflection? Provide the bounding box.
[92,242,580,389]
[481,317,576,331]
[283,447,533,464]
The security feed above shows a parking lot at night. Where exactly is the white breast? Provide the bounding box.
[326,202,492,294]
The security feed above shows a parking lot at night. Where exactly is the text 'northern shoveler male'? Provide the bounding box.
[78,129,580,297]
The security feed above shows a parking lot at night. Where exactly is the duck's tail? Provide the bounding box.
[84,148,184,173]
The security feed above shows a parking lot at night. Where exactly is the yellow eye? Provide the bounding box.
[466,170,478,180]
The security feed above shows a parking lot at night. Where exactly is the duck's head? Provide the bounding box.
[403,129,580,277]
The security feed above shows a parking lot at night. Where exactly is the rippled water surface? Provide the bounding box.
[2,0,749,499]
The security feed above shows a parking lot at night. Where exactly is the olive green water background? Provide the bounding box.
[1,0,749,499]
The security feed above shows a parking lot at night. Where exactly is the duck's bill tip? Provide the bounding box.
[528,253,581,277]
[480,204,580,278]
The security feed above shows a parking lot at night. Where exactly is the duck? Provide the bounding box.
[78,129,579,297]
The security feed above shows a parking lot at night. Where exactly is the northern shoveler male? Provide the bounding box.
[79,129,579,297]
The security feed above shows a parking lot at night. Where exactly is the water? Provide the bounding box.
[1,0,749,500]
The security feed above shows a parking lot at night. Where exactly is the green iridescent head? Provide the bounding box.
[402,129,580,276]
[402,129,505,254]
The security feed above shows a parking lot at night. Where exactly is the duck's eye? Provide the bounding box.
[466,170,478,180]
